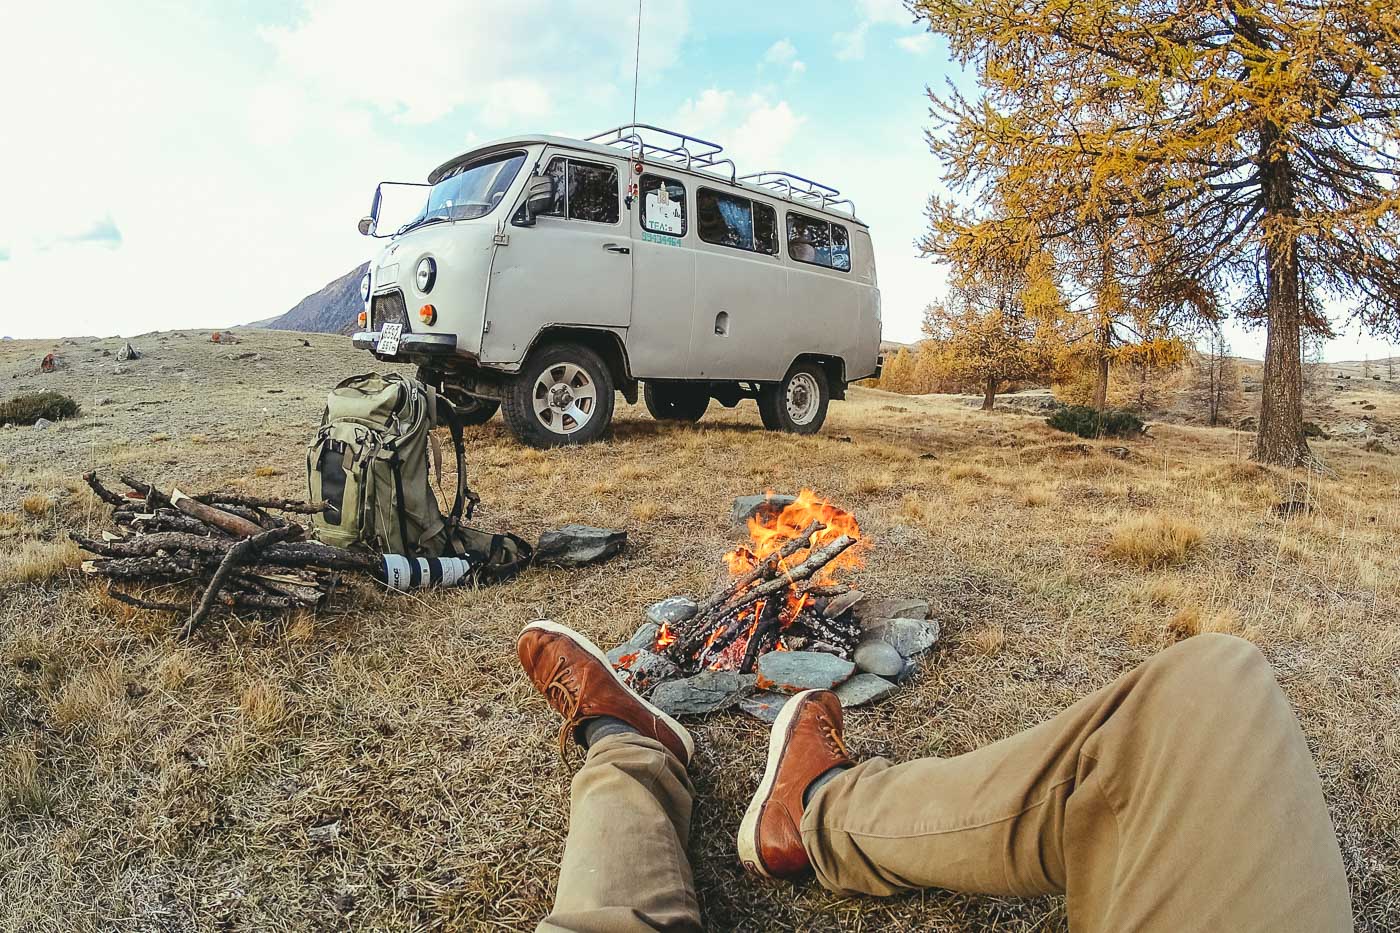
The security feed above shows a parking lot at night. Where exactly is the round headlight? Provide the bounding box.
[359,273,371,303]
[415,257,436,293]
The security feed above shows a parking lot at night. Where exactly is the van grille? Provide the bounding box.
[372,290,410,331]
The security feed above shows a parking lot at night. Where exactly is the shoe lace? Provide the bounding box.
[823,721,850,761]
[542,656,582,761]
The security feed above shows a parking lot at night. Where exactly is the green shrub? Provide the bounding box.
[1046,405,1145,439]
[0,392,81,427]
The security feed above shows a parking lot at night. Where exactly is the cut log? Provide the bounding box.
[171,488,266,539]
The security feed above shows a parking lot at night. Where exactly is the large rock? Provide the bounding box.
[823,589,864,618]
[834,673,898,708]
[116,341,141,361]
[607,622,660,665]
[853,640,904,677]
[650,671,757,717]
[863,618,941,659]
[756,651,855,693]
[732,493,797,527]
[535,525,626,567]
[646,596,699,626]
[614,649,679,689]
[852,596,929,628]
[33,418,53,431]
[739,691,792,723]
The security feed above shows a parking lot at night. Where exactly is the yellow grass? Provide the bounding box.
[1105,513,1204,567]
[0,330,1396,931]
[19,494,52,516]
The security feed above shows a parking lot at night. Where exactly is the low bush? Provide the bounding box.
[1047,405,1145,439]
[0,392,80,427]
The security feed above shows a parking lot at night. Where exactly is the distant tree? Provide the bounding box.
[921,265,1060,410]
[1302,334,1327,401]
[913,0,1400,466]
[1114,337,1190,413]
[1389,351,1396,382]
[878,346,917,394]
[1189,329,1242,427]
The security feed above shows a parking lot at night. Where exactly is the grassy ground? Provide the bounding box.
[1,330,1397,931]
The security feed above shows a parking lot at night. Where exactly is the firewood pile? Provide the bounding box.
[73,472,378,636]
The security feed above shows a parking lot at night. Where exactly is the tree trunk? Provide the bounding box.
[982,377,997,410]
[1092,347,1110,413]
[1253,125,1311,467]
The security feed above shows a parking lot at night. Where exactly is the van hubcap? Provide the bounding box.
[786,373,819,425]
[533,362,597,435]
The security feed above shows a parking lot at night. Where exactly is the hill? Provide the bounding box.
[0,330,1396,930]
[262,262,368,334]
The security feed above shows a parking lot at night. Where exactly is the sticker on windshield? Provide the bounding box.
[645,189,683,235]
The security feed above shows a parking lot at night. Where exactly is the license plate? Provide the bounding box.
[378,322,403,356]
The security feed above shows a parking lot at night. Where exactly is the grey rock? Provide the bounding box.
[614,648,680,689]
[116,341,141,361]
[33,418,53,430]
[732,493,797,527]
[607,622,660,665]
[650,671,757,717]
[739,691,792,723]
[535,525,626,567]
[852,596,930,628]
[823,589,864,618]
[112,365,127,376]
[864,618,941,659]
[834,673,898,707]
[646,596,699,626]
[853,640,905,677]
[307,820,340,846]
[756,650,855,693]
[96,397,113,406]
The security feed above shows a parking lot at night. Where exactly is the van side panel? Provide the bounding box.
[850,229,881,380]
[688,244,789,381]
[626,223,696,379]
[782,261,861,377]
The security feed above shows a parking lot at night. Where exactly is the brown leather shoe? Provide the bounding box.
[517,619,694,765]
[737,689,852,879]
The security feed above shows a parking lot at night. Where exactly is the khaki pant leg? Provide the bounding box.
[801,634,1352,933]
[538,734,702,933]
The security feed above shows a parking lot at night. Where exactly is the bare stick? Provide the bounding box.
[106,586,187,612]
[183,525,296,638]
[695,521,823,617]
[171,488,266,539]
[196,492,326,514]
[83,472,127,506]
[708,535,856,623]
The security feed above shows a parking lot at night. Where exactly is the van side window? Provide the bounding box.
[697,188,778,255]
[640,175,686,236]
[787,211,850,272]
[539,156,620,224]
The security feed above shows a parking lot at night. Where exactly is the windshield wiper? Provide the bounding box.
[398,215,449,235]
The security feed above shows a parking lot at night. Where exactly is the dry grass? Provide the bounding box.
[1104,513,1205,567]
[253,465,283,477]
[19,494,52,517]
[0,330,1396,931]
[0,538,81,586]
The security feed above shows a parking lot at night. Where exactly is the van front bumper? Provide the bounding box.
[352,330,457,356]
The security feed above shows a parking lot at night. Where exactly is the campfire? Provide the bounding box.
[607,492,941,719]
[651,490,863,675]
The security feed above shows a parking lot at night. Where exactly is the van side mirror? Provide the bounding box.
[517,175,557,226]
[358,215,376,236]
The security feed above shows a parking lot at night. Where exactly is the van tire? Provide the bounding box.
[758,362,829,434]
[503,342,615,448]
[644,383,709,423]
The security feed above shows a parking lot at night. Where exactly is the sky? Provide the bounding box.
[1,0,1393,362]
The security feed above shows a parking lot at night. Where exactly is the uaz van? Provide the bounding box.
[352,124,881,448]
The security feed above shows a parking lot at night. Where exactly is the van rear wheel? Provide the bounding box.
[758,362,829,434]
[644,383,709,423]
[503,343,615,448]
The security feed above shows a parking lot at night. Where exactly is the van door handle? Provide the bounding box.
[603,243,630,254]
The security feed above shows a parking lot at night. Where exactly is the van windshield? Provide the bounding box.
[400,152,527,233]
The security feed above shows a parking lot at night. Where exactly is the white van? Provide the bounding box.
[352,124,881,447]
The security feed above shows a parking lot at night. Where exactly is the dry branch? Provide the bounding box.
[183,525,297,637]
[171,488,266,539]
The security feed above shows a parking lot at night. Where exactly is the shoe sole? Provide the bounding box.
[736,688,819,878]
[521,619,695,764]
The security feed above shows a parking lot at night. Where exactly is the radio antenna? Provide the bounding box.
[631,0,643,126]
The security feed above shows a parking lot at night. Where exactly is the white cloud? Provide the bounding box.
[733,99,806,168]
[836,1,919,61]
[763,38,806,75]
[675,88,735,134]
[897,33,933,54]
[833,23,869,61]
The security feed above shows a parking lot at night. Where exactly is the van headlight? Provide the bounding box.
[415,257,437,293]
[359,273,371,303]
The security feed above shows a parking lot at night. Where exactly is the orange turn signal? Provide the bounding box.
[358,311,368,328]
[418,304,437,325]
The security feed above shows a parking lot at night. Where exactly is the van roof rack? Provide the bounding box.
[587,124,856,215]
[588,123,737,182]
[738,171,855,215]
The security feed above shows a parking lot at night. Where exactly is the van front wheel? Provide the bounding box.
[758,363,829,434]
[644,383,709,423]
[503,343,615,447]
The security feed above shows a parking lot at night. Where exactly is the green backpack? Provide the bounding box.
[307,373,531,582]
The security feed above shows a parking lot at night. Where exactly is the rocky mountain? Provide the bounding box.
[261,262,368,335]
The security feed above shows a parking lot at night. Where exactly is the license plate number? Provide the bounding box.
[378,323,403,356]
